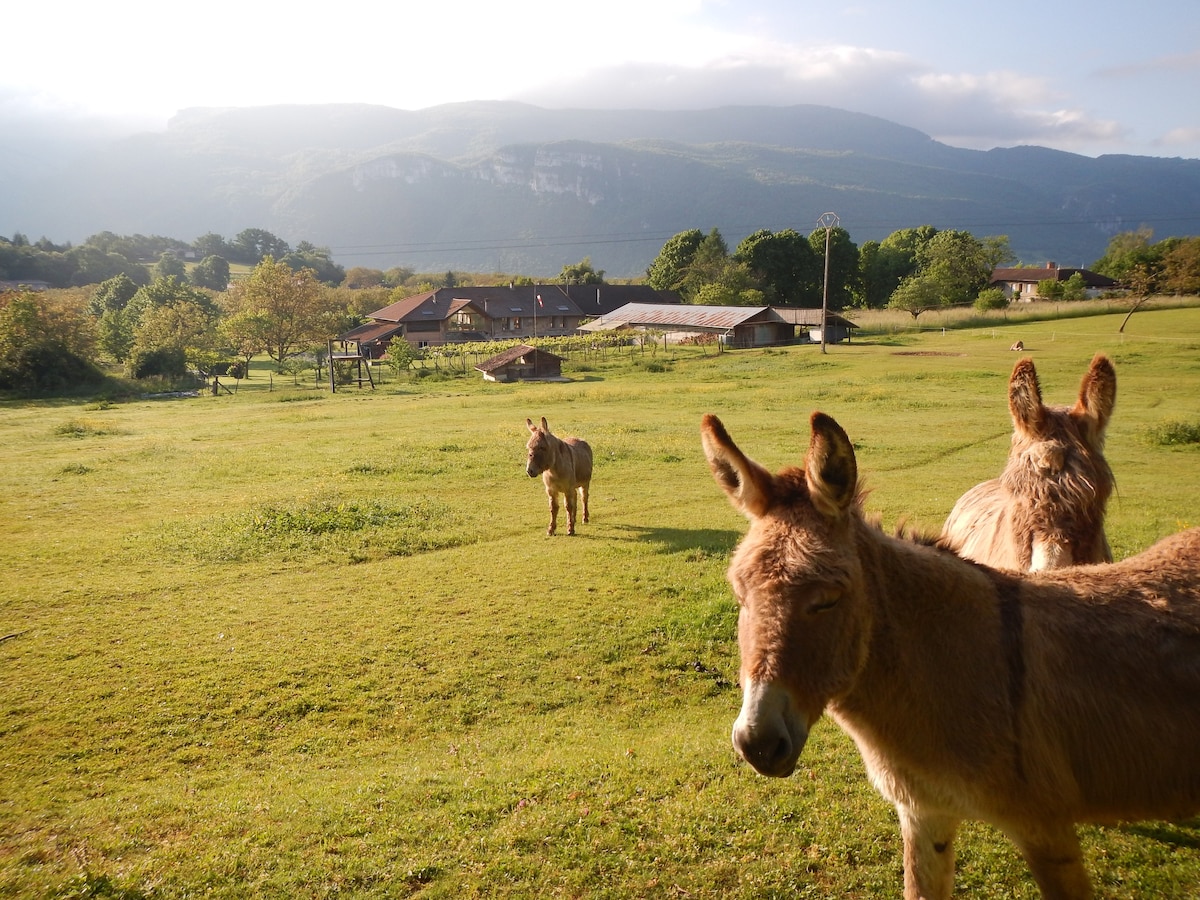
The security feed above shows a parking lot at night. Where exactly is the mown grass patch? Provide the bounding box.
[155,496,477,563]
[53,419,118,438]
[1143,419,1200,447]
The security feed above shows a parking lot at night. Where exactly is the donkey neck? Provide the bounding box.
[830,520,1024,771]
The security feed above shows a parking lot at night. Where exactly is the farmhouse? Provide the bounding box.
[339,284,683,354]
[474,344,566,382]
[580,303,857,347]
[990,262,1118,301]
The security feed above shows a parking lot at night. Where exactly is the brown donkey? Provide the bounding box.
[942,354,1116,571]
[702,411,1200,900]
[525,416,593,535]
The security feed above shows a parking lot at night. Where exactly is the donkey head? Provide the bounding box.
[1004,354,1116,569]
[525,416,554,477]
[702,412,871,778]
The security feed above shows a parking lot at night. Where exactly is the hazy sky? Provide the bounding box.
[5,0,1199,158]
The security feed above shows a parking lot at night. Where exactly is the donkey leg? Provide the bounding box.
[580,483,590,523]
[1011,825,1093,900]
[547,492,559,536]
[565,491,578,536]
[898,804,959,900]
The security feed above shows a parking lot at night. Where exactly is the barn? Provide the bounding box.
[475,345,566,382]
[579,303,857,347]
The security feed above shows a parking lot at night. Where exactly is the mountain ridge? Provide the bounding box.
[3,102,1198,276]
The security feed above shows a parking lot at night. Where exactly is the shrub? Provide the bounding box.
[0,291,104,392]
[0,344,105,391]
[974,288,1008,312]
[126,346,187,379]
[1145,420,1200,446]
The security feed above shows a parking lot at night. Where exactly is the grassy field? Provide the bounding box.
[3,306,1200,898]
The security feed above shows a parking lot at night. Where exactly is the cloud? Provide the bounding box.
[514,44,1125,152]
[1098,49,1200,78]
[1156,126,1200,150]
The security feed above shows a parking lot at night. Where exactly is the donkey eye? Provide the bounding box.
[808,591,841,614]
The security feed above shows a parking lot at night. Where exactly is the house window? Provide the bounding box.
[512,317,521,331]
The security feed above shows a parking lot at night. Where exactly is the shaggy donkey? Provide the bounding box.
[703,410,1200,900]
[942,354,1116,571]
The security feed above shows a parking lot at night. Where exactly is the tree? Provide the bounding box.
[343,267,385,290]
[646,229,704,291]
[808,226,860,310]
[887,274,945,319]
[129,301,218,377]
[888,229,1005,313]
[734,229,819,305]
[1061,272,1087,301]
[1161,237,1200,296]
[88,273,140,317]
[154,252,187,281]
[282,243,345,286]
[856,240,914,308]
[1037,278,1065,301]
[0,292,103,391]
[65,246,149,288]
[676,229,731,301]
[224,256,341,369]
[974,288,1008,312]
[1092,228,1160,285]
[690,260,763,306]
[125,276,218,325]
[233,228,290,264]
[190,255,231,291]
[121,277,220,376]
[98,307,135,363]
[559,257,605,285]
[193,232,232,259]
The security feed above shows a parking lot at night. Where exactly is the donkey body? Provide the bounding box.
[702,411,1200,900]
[942,354,1116,572]
[525,416,592,536]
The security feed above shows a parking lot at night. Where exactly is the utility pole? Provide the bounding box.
[817,212,840,355]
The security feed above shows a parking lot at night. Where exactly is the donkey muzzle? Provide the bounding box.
[732,678,806,778]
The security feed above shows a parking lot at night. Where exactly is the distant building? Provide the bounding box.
[990,262,1118,301]
[339,284,683,353]
[579,303,857,347]
[474,344,565,382]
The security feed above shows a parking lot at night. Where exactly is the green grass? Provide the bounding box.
[3,308,1200,897]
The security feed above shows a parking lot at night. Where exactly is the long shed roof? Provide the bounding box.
[580,303,857,332]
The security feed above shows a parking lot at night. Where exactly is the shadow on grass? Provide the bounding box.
[610,524,740,555]
[1122,818,1200,849]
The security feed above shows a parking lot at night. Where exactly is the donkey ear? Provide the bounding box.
[805,412,858,518]
[1072,353,1116,440]
[700,414,775,519]
[540,416,550,433]
[526,417,537,433]
[1008,357,1046,438]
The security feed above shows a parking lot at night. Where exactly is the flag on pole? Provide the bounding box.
[536,294,543,308]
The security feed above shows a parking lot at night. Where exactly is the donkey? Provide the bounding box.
[525,416,593,536]
[702,411,1200,900]
[942,354,1117,572]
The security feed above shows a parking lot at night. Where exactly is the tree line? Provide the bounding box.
[0,229,348,292]
[2,222,1196,394]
